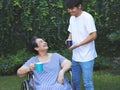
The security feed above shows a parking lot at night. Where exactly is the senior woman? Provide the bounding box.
[17,36,72,90]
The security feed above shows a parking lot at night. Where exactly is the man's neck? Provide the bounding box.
[75,10,83,17]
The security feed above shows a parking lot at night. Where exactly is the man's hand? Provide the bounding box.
[68,43,80,50]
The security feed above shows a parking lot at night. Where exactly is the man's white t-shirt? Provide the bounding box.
[68,11,97,62]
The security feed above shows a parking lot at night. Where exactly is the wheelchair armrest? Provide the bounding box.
[27,71,34,81]
[65,68,72,80]
[66,68,72,76]
[21,71,34,90]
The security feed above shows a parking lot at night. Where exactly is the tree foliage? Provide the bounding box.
[0,0,120,57]
[84,0,120,56]
[0,0,69,56]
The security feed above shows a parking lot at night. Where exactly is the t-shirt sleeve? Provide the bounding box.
[68,25,71,33]
[68,16,73,33]
[85,15,97,34]
[55,53,67,64]
[23,57,36,67]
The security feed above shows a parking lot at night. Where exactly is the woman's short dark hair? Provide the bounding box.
[66,0,82,9]
[29,36,38,54]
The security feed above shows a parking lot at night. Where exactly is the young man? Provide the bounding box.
[65,0,97,90]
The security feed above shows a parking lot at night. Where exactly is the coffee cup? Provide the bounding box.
[35,62,43,72]
[66,40,72,48]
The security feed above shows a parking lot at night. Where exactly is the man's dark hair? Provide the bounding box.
[29,36,38,54]
[66,0,82,9]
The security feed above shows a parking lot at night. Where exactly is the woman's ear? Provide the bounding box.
[34,47,39,51]
[78,4,81,9]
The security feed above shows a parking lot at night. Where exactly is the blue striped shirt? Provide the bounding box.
[23,53,72,90]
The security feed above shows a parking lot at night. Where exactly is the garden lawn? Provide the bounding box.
[93,71,120,90]
[0,75,25,90]
[0,71,120,90]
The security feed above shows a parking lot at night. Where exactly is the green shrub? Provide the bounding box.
[0,49,32,75]
[49,48,72,60]
[58,48,72,60]
[94,56,113,71]
[0,48,119,75]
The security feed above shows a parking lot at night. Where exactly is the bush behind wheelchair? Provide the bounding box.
[21,69,74,90]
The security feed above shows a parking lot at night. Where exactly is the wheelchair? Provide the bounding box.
[21,69,74,90]
[21,71,34,90]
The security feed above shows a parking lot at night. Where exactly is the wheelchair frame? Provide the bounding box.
[21,71,34,90]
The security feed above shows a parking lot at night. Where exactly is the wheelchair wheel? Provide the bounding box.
[21,80,30,90]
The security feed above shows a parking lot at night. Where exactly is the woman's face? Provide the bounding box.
[35,38,48,51]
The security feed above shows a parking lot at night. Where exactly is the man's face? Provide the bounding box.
[68,5,81,17]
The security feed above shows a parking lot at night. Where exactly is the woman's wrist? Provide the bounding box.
[28,67,31,72]
[61,69,65,74]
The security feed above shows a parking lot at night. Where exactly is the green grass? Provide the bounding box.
[93,71,120,90]
[0,75,25,90]
[0,71,120,90]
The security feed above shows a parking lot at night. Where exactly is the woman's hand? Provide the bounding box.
[29,64,35,71]
[58,70,64,84]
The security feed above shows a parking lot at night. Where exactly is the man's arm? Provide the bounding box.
[69,32,97,50]
[67,32,72,40]
[65,32,72,44]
